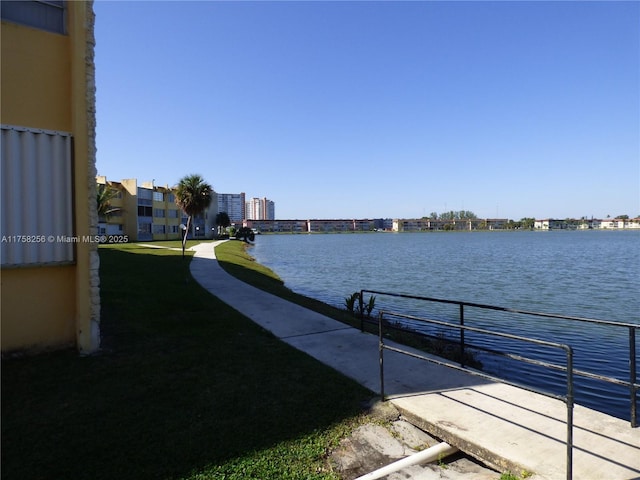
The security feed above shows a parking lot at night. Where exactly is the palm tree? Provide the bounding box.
[175,174,212,255]
[96,183,121,221]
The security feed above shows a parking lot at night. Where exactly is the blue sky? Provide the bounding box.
[94,1,639,220]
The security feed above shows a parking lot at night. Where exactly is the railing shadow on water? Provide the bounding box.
[358,289,639,430]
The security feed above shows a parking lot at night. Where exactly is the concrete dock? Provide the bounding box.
[189,242,640,480]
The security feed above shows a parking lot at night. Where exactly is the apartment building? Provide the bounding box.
[143,181,186,241]
[217,193,245,223]
[307,219,368,232]
[244,219,307,233]
[535,218,640,230]
[96,177,218,241]
[244,219,377,233]
[393,218,431,232]
[592,218,640,229]
[246,197,275,220]
[1,1,100,353]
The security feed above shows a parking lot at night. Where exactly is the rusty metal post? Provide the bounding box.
[359,290,365,332]
[379,311,385,401]
[459,303,465,367]
[630,327,637,427]
[566,346,574,480]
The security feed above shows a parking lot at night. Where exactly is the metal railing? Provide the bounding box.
[377,309,575,480]
[359,289,639,428]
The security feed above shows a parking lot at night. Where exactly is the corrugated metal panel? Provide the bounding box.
[1,125,74,266]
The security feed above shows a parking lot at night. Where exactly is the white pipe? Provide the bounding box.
[354,442,459,480]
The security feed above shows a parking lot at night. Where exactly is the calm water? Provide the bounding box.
[250,230,640,420]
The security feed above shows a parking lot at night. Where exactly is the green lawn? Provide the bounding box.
[1,242,373,480]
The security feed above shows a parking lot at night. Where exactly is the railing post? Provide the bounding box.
[630,327,637,427]
[378,311,385,401]
[359,290,365,332]
[566,346,574,480]
[459,304,465,367]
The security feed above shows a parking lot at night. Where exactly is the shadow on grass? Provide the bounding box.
[1,245,372,480]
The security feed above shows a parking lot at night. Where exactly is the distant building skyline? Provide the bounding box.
[96,176,639,237]
[246,197,275,221]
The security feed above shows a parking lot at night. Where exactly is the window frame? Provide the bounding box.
[0,1,66,35]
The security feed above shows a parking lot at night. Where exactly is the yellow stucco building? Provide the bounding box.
[1,1,100,354]
[96,177,187,242]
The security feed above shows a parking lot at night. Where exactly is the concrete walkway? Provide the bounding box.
[189,241,640,480]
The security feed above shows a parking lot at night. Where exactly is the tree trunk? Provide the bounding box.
[182,215,191,257]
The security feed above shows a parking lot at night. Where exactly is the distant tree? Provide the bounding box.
[175,174,212,256]
[96,183,121,220]
[520,218,535,229]
[616,215,629,220]
[437,210,477,221]
[429,212,439,220]
[505,220,519,230]
[236,227,255,243]
[215,212,231,236]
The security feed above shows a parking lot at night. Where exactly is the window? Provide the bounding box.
[153,225,165,234]
[1,125,73,266]
[138,188,152,205]
[153,192,163,202]
[137,206,152,217]
[167,193,175,203]
[1,1,66,34]
[154,209,165,218]
[138,223,152,234]
[167,209,179,218]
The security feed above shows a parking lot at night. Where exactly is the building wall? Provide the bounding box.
[152,187,182,241]
[1,2,100,353]
[2,266,76,349]
[120,179,139,239]
[0,23,71,131]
